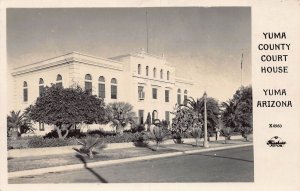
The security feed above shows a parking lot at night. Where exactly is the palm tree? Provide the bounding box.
[148,120,171,151]
[7,110,34,139]
[186,97,220,135]
[73,136,106,159]
[221,86,253,140]
[106,102,136,135]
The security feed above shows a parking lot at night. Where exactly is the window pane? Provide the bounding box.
[184,95,188,105]
[23,88,28,102]
[152,88,157,99]
[85,82,92,94]
[111,85,117,99]
[39,86,44,96]
[165,90,169,102]
[177,94,181,105]
[98,83,105,98]
[138,110,144,124]
[39,122,44,131]
[56,74,62,81]
[56,82,63,87]
[85,74,92,80]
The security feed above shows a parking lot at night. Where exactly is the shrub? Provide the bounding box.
[102,132,145,143]
[27,137,78,148]
[73,136,106,159]
[148,123,171,151]
[44,129,86,139]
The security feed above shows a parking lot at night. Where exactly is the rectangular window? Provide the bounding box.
[152,88,157,99]
[184,95,188,105]
[138,110,144,124]
[111,85,117,99]
[39,122,44,131]
[98,83,105,98]
[177,94,181,105]
[85,82,92,94]
[165,111,170,122]
[165,90,169,102]
[138,86,145,100]
[23,89,28,102]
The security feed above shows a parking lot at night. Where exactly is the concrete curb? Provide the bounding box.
[8,135,244,158]
[8,143,253,179]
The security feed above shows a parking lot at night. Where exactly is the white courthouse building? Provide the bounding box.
[10,50,194,134]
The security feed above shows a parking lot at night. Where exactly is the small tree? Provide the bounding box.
[73,136,106,159]
[106,102,136,135]
[148,120,171,151]
[171,104,202,143]
[191,127,202,146]
[187,97,220,134]
[7,110,35,139]
[220,127,233,144]
[26,84,106,139]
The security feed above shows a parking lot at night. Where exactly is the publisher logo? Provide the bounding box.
[267,136,286,147]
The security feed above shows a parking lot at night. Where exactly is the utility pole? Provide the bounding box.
[203,91,209,148]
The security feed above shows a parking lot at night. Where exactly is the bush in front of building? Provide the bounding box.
[26,84,107,140]
[105,102,137,135]
[171,104,202,144]
[7,110,36,140]
[27,137,78,148]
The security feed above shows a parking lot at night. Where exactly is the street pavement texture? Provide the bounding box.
[9,145,254,183]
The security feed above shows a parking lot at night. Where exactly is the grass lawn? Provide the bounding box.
[8,139,251,172]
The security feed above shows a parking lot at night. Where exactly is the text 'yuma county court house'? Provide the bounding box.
[10,50,194,134]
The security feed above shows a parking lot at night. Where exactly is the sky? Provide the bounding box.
[7,7,251,102]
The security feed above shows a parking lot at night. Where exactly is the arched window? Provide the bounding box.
[153,68,156,78]
[146,66,149,76]
[85,74,92,94]
[111,78,117,99]
[23,81,28,102]
[39,78,44,96]
[56,74,63,87]
[160,69,163,79]
[167,71,170,80]
[152,110,158,123]
[138,64,141,75]
[98,76,105,98]
[184,90,188,105]
[177,88,181,105]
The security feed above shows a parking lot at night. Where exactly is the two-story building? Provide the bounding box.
[10,50,194,134]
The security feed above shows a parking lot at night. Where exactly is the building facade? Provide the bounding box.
[10,50,193,134]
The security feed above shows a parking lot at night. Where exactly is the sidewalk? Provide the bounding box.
[8,137,253,179]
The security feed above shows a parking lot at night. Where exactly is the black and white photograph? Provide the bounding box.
[5,7,253,184]
[1,1,300,190]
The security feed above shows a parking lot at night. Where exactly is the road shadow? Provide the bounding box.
[75,154,108,183]
[193,153,254,163]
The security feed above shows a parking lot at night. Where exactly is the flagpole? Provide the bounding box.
[146,10,149,53]
[241,51,243,87]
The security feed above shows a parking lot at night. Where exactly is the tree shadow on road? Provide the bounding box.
[75,154,108,183]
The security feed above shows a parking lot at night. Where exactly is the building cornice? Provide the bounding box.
[12,52,124,76]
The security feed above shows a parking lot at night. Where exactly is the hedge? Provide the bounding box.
[8,132,147,149]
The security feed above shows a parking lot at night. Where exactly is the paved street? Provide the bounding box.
[9,145,253,183]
